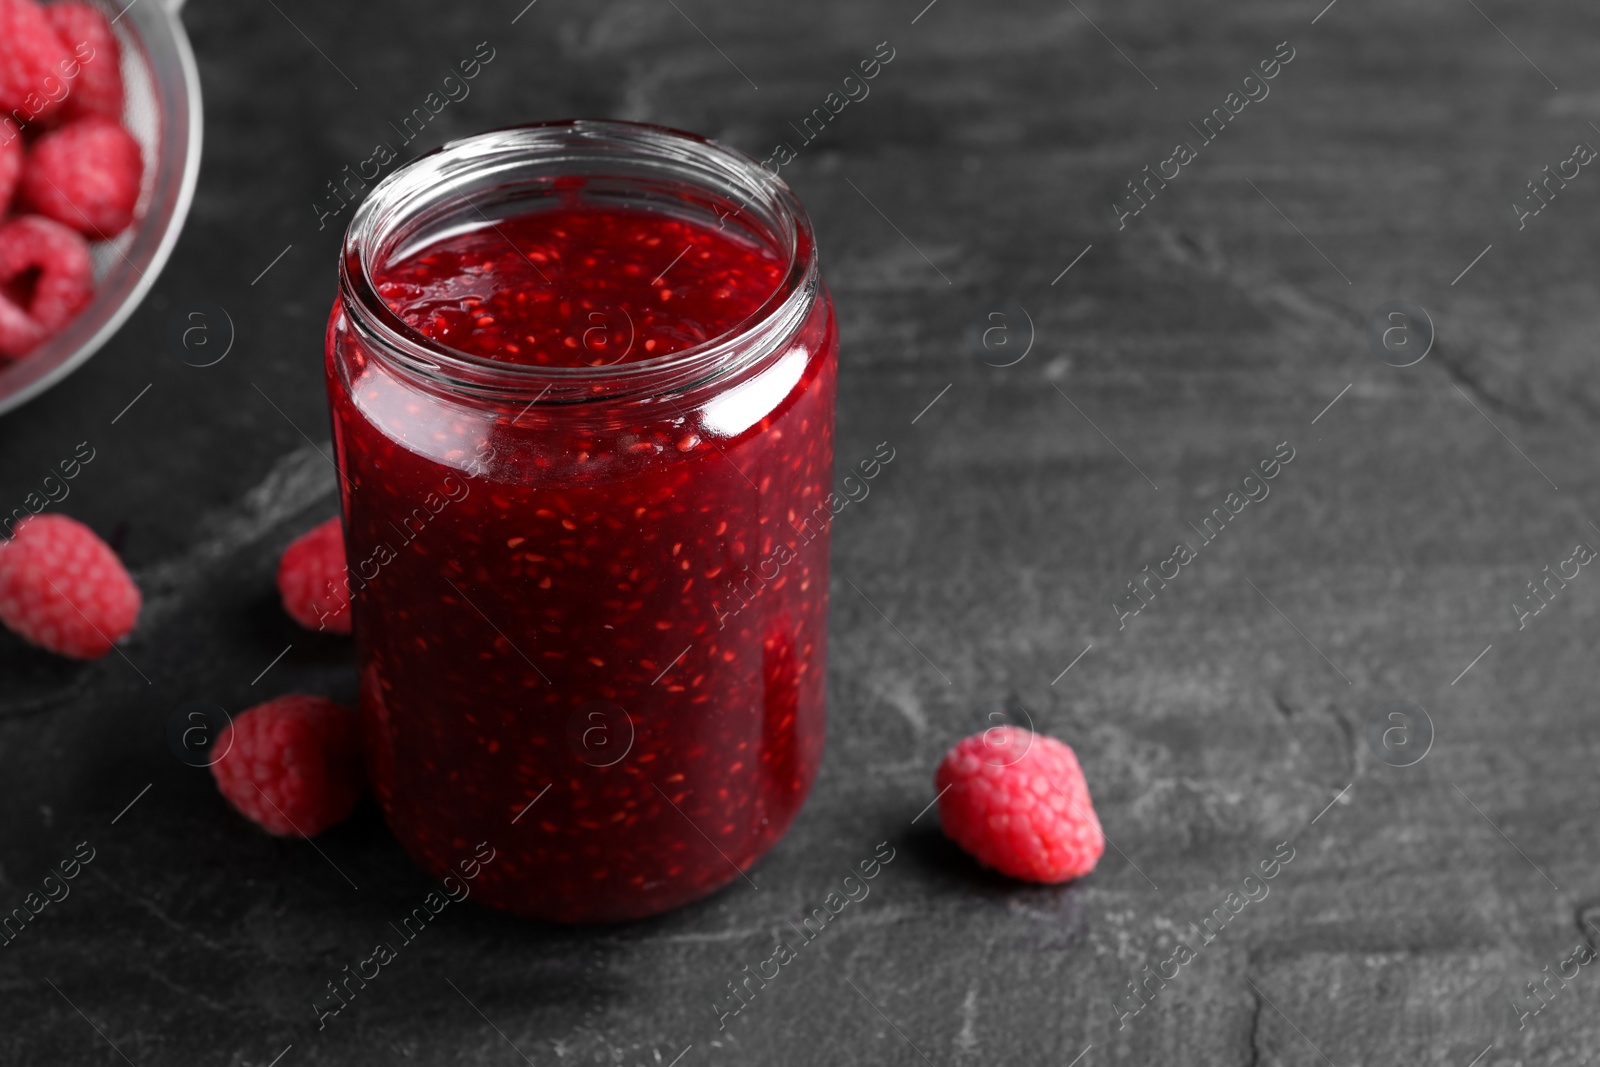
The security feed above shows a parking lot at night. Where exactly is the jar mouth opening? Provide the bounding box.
[339,120,818,403]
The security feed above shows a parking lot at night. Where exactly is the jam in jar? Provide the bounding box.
[326,121,837,923]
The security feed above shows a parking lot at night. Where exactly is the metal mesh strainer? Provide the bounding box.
[0,0,202,415]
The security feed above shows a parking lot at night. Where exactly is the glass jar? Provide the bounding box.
[325,120,836,923]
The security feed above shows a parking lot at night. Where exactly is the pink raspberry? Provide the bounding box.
[276,517,351,634]
[210,694,365,837]
[45,2,123,122]
[935,726,1104,883]
[0,214,94,356]
[0,0,73,122]
[21,115,142,238]
[0,513,140,659]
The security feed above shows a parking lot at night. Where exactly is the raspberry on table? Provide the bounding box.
[0,214,94,356]
[21,115,142,238]
[0,0,74,122]
[210,694,365,838]
[277,517,351,634]
[45,2,123,122]
[934,725,1105,884]
[0,513,140,659]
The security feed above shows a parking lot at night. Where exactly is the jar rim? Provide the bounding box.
[338,119,819,404]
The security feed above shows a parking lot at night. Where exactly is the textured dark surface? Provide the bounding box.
[4,0,1600,1063]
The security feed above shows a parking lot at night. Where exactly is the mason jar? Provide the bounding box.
[325,120,836,922]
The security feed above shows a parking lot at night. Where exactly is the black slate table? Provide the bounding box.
[3,0,1599,1063]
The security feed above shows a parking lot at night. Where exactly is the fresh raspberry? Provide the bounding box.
[210,694,365,837]
[0,0,74,122]
[0,130,21,214]
[0,215,94,357]
[277,517,351,634]
[21,115,142,238]
[46,2,123,122]
[0,513,140,659]
[935,726,1104,883]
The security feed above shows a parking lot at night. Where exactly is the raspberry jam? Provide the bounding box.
[326,122,836,922]
[377,203,786,367]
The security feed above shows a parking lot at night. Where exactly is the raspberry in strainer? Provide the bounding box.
[0,214,94,357]
[21,115,142,238]
[0,0,74,123]
[47,2,125,123]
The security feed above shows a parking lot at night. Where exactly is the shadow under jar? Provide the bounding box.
[326,121,837,923]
